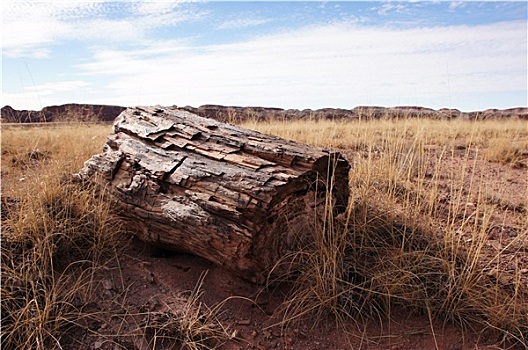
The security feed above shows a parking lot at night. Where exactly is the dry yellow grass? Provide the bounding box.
[2,118,527,348]
[1,124,122,349]
[245,118,528,346]
[241,117,528,151]
[1,123,232,349]
[1,124,111,197]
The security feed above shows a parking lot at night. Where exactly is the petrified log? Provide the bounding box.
[78,106,350,282]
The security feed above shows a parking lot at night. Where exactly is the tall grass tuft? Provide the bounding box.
[1,176,124,349]
[251,118,528,347]
[1,124,124,349]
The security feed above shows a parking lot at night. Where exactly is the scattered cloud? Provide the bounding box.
[2,2,112,57]
[217,17,271,30]
[1,1,205,58]
[2,2,526,111]
[132,1,181,16]
[128,2,207,28]
[449,1,466,11]
[376,3,409,16]
[34,80,91,95]
[71,20,526,110]
[2,80,92,109]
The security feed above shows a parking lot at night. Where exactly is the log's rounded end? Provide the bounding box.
[253,153,350,281]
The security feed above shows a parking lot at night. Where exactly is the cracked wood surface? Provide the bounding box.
[79,106,350,282]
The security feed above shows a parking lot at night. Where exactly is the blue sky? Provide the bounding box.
[2,1,527,111]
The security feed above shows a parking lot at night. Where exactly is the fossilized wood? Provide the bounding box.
[78,106,350,282]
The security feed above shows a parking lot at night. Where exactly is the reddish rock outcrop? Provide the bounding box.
[1,104,126,123]
[180,105,527,122]
[2,103,526,124]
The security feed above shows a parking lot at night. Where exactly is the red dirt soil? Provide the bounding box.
[79,239,508,350]
[72,146,527,350]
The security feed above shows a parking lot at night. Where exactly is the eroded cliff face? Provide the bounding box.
[2,103,527,124]
[179,105,528,122]
[1,104,126,123]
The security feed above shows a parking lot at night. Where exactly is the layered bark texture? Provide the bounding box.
[78,106,350,281]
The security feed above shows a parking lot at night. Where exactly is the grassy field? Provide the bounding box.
[242,118,528,342]
[1,124,121,349]
[2,118,527,348]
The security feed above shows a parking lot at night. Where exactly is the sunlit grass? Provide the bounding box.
[2,117,527,348]
[249,117,528,346]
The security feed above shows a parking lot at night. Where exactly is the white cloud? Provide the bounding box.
[129,1,207,27]
[217,17,270,30]
[2,91,43,110]
[34,80,91,95]
[1,1,205,58]
[449,1,466,11]
[2,80,92,110]
[2,1,106,57]
[2,2,526,111]
[133,1,180,15]
[376,3,409,16]
[69,20,526,110]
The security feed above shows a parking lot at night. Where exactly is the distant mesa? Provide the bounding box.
[1,103,527,124]
[0,104,126,123]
